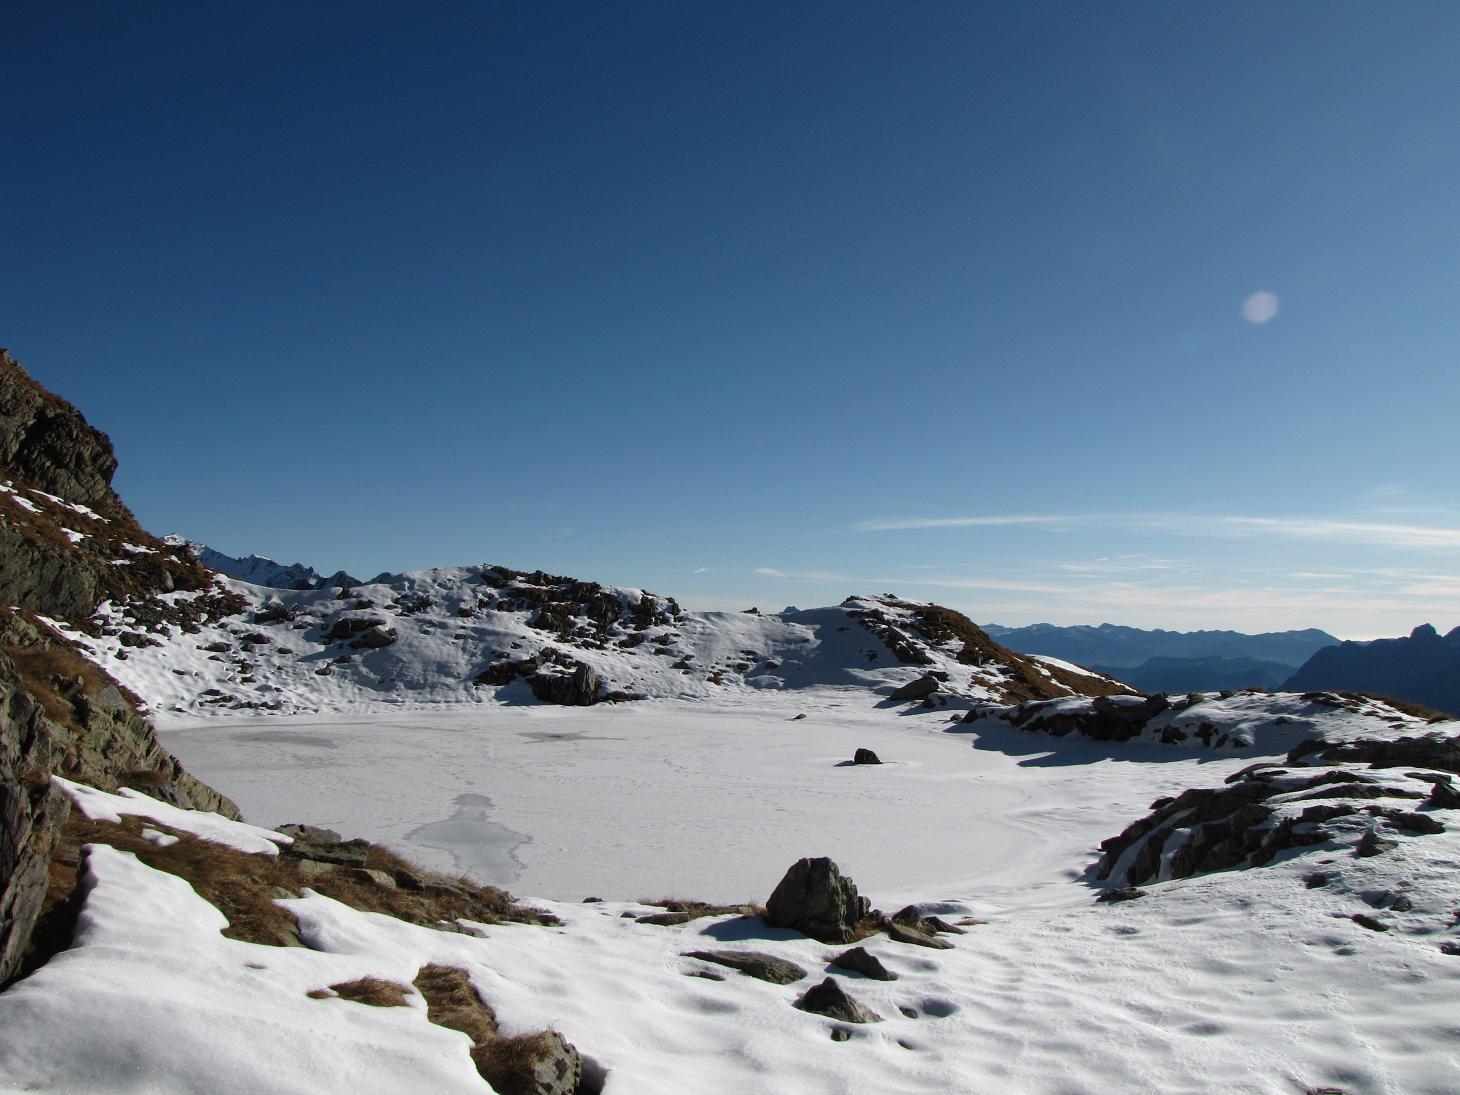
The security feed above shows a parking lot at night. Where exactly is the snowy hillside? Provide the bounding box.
[61,553,1131,717]
[8,698,1460,1094]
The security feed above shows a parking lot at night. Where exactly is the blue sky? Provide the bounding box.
[4,2,1457,637]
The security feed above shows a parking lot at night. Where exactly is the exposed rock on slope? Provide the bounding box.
[963,688,1447,754]
[1094,725,1460,941]
[1283,624,1460,717]
[0,349,219,623]
[73,567,1136,715]
[0,349,239,983]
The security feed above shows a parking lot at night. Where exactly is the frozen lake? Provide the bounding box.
[160,696,1248,908]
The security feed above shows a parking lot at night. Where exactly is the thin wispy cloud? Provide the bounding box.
[856,512,1460,550]
[753,567,788,578]
[854,515,1077,532]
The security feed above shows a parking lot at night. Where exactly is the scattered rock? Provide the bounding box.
[793,978,881,1023]
[884,920,953,949]
[1351,913,1390,932]
[681,950,807,984]
[1427,780,1460,809]
[888,675,940,702]
[921,916,966,935]
[1097,887,1148,904]
[277,823,343,844]
[350,625,398,650]
[790,713,807,721]
[852,748,881,765]
[1355,830,1399,858]
[765,858,870,944]
[829,946,897,981]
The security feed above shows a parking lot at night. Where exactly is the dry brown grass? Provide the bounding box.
[413,964,578,1095]
[414,963,499,1042]
[64,815,301,945]
[34,812,556,962]
[26,809,588,1092]
[308,977,413,1007]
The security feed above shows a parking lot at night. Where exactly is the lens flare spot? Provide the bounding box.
[1242,291,1279,324]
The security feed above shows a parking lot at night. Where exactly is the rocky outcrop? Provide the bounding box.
[1283,625,1460,717]
[0,349,217,623]
[969,693,1175,741]
[0,351,240,983]
[1095,736,1460,890]
[528,662,600,706]
[849,596,1136,705]
[764,857,870,944]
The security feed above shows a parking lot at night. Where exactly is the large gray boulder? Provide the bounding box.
[764,857,869,943]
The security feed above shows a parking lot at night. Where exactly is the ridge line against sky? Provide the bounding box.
[3,2,1457,638]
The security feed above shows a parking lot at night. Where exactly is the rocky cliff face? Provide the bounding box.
[0,348,238,983]
[0,348,217,623]
[1283,625,1460,717]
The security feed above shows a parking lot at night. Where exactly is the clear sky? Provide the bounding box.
[4,2,1458,638]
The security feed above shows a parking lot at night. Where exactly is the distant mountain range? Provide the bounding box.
[164,536,359,591]
[1089,655,1296,694]
[983,622,1339,670]
[1283,624,1460,717]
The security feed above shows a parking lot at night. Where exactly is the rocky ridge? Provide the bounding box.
[962,687,1448,754]
[66,556,1135,716]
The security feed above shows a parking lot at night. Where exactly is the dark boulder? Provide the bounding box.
[888,675,940,702]
[852,748,881,765]
[681,950,807,984]
[350,625,397,650]
[528,663,600,706]
[326,617,386,643]
[765,857,870,943]
[793,977,881,1023]
[829,946,896,981]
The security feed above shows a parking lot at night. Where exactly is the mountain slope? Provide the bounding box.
[64,556,1135,717]
[1283,625,1460,717]
[985,621,1338,669]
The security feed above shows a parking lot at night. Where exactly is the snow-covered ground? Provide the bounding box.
[6,698,1460,1094]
